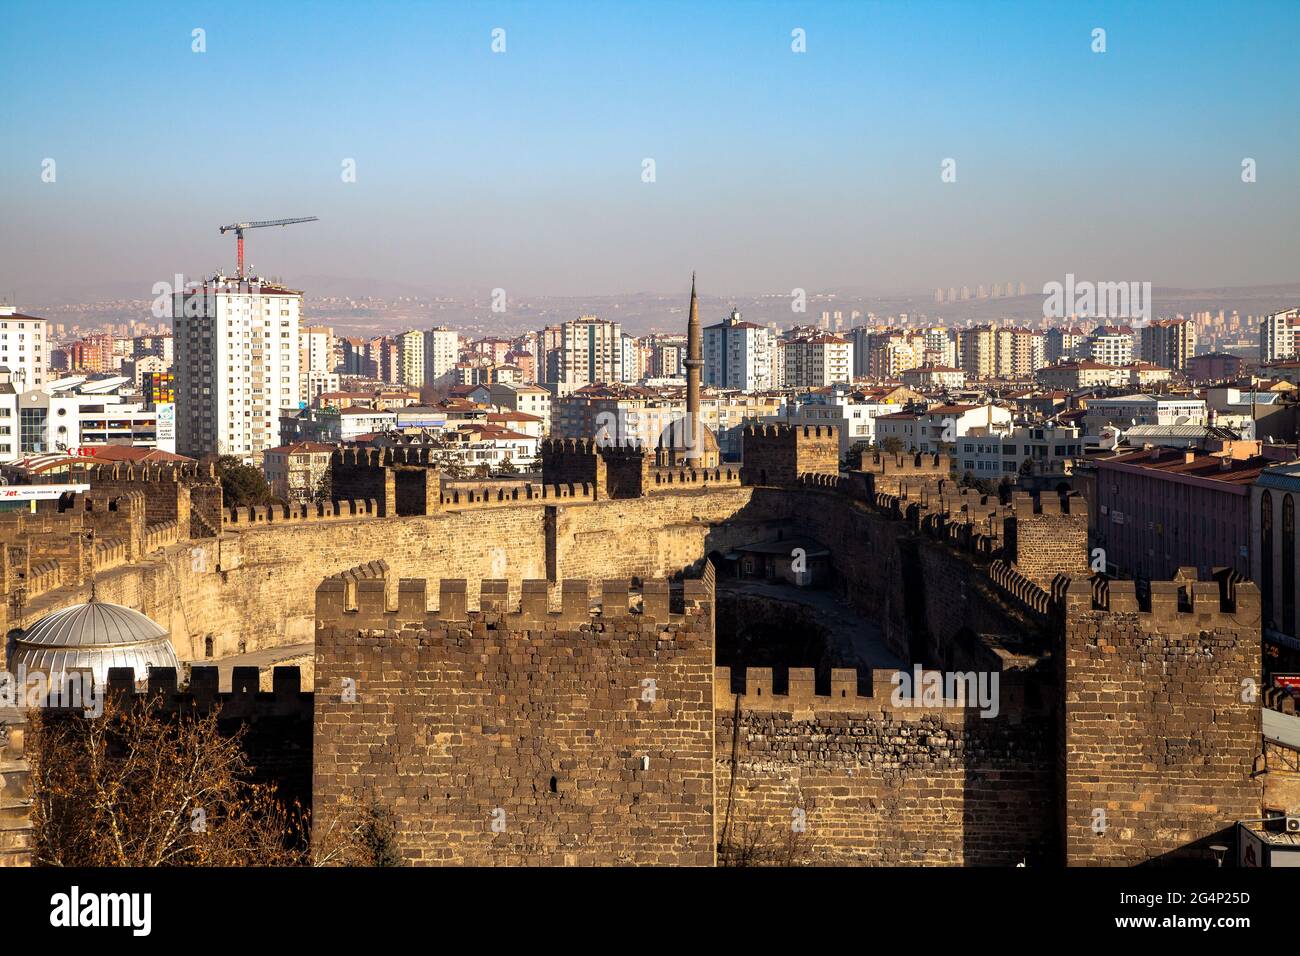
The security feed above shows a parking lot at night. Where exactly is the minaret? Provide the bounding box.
[685,272,702,426]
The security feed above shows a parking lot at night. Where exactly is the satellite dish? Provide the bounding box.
[1174,415,1190,426]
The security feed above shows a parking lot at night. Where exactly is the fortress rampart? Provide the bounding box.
[7,423,1268,865]
[313,564,717,865]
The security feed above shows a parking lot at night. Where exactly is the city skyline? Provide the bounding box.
[3,0,1299,303]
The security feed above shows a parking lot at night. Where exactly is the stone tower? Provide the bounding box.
[685,271,701,421]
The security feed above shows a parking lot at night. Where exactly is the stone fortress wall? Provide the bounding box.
[313,565,717,865]
[1,427,1264,865]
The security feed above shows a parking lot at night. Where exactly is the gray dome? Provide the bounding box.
[10,601,179,689]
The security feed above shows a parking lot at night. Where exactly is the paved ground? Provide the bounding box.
[719,578,903,670]
[182,642,313,691]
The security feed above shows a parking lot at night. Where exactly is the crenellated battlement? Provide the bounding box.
[38,665,314,719]
[82,461,216,483]
[315,562,715,632]
[859,450,950,477]
[1009,490,1087,516]
[741,423,840,486]
[224,498,379,526]
[1065,569,1261,630]
[715,665,1036,720]
[331,445,450,468]
[741,423,836,441]
[439,481,596,509]
[646,465,741,491]
[540,437,603,456]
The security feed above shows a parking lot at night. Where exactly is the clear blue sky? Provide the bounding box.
[2,0,1297,301]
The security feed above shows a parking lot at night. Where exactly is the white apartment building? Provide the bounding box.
[0,305,47,390]
[298,326,335,406]
[425,327,460,383]
[620,334,649,384]
[299,326,333,373]
[901,365,966,390]
[1086,326,1135,366]
[874,403,1013,454]
[336,407,397,441]
[475,382,552,435]
[1081,394,1207,438]
[781,335,852,387]
[1262,309,1300,363]
[302,369,341,407]
[920,327,956,368]
[703,309,774,391]
[122,354,168,391]
[956,423,1084,479]
[173,275,301,461]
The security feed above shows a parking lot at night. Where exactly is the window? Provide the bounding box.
[19,406,47,453]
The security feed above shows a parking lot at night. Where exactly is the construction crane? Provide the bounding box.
[218,217,318,278]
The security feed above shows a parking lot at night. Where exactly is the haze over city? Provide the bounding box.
[3,0,1299,303]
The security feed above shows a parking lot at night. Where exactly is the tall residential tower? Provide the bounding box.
[173,274,301,460]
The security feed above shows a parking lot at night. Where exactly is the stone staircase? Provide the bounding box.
[0,708,32,867]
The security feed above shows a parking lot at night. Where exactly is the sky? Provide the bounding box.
[2,0,1298,302]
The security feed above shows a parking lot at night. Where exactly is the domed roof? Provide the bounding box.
[655,415,720,469]
[9,601,179,689]
[656,416,720,460]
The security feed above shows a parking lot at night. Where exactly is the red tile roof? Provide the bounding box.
[86,446,193,463]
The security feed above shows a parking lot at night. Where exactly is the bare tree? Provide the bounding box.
[28,695,306,866]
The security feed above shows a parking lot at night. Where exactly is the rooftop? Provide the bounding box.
[1099,447,1265,485]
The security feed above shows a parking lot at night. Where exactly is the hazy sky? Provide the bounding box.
[2,0,1298,302]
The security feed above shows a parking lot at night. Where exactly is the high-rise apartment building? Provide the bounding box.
[364,337,400,384]
[424,327,461,384]
[173,275,301,460]
[0,305,47,390]
[994,327,1046,378]
[1087,326,1135,366]
[547,316,622,386]
[702,308,774,390]
[1045,326,1088,363]
[397,329,425,387]
[862,330,927,380]
[1139,318,1196,370]
[920,327,956,368]
[956,325,995,378]
[781,334,852,387]
[618,333,649,385]
[299,325,334,405]
[1261,309,1300,363]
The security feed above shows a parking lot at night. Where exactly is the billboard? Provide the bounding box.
[155,402,176,453]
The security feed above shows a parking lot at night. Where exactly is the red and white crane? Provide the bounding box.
[218,217,318,278]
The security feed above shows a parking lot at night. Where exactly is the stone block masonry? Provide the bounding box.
[313,568,716,865]
[1061,574,1263,865]
[1005,492,1090,590]
[715,666,1056,865]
